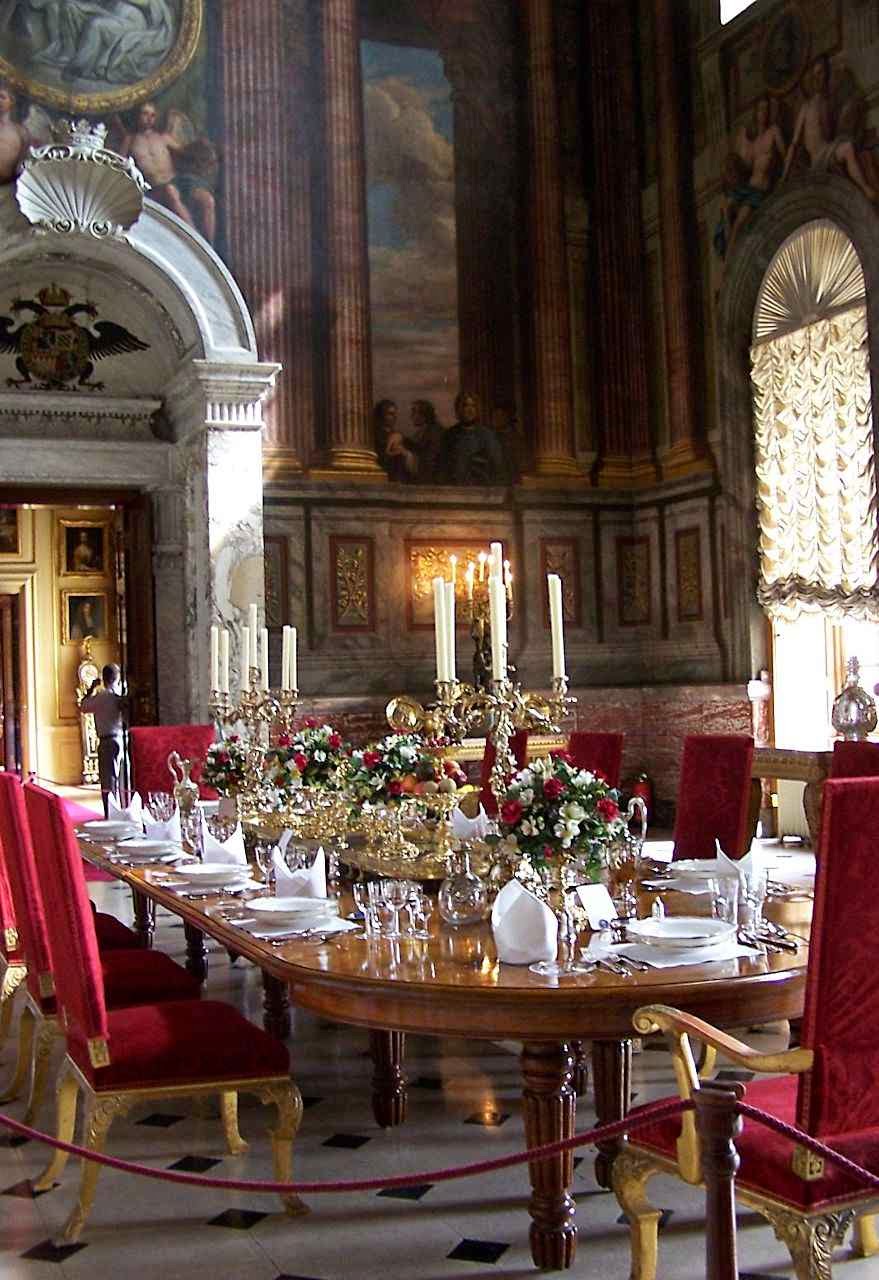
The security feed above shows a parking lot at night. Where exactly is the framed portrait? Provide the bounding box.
[62,592,109,645]
[0,507,19,557]
[59,520,107,577]
[0,0,203,114]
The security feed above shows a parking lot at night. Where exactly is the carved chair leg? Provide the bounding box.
[762,1205,856,1280]
[23,1015,56,1124]
[853,1213,879,1258]
[612,1146,661,1280]
[257,1080,308,1217]
[220,1090,248,1155]
[33,1064,79,1191]
[58,1092,129,1244]
[0,963,25,1042]
[0,999,34,1102]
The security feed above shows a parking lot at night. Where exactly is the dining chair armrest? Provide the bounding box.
[634,1004,813,1077]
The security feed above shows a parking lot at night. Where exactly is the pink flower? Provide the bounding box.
[597,797,620,821]
[500,799,523,826]
[542,777,566,801]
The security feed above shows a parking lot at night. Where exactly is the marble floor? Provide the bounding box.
[0,828,873,1279]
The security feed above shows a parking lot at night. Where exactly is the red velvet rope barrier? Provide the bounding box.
[2,1097,878,1198]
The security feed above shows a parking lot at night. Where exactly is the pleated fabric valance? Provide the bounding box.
[751,222,879,621]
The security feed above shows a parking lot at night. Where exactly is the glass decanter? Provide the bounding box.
[438,848,488,926]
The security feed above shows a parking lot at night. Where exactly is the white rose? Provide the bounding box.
[519,787,534,806]
[561,801,585,822]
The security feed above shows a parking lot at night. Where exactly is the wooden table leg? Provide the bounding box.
[130,888,155,948]
[571,1040,588,1096]
[369,1029,407,1128]
[592,1037,632,1189]
[184,921,209,984]
[521,1040,577,1271]
[261,972,291,1040]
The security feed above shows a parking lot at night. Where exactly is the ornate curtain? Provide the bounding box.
[751,221,878,620]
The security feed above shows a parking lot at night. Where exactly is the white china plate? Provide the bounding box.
[81,819,140,838]
[115,851,183,865]
[170,862,247,887]
[247,896,338,919]
[625,916,736,950]
[117,838,180,854]
[667,859,725,877]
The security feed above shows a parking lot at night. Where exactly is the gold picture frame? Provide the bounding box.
[0,0,203,114]
[58,518,108,578]
[0,507,20,558]
[62,591,110,646]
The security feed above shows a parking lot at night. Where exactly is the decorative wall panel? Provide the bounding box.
[675,527,703,623]
[406,540,497,630]
[263,535,289,629]
[540,538,581,627]
[330,536,375,632]
[616,536,651,627]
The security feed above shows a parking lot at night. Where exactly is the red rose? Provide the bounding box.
[597,797,620,821]
[304,717,318,728]
[500,799,523,826]
[387,779,403,797]
[217,751,230,765]
[542,777,566,801]
[550,748,573,764]
[277,733,291,747]
[328,733,342,749]
[293,752,309,772]
[362,750,380,769]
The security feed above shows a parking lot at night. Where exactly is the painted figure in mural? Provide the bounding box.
[716,95,787,259]
[373,399,416,481]
[782,54,877,202]
[121,101,217,243]
[439,391,510,487]
[408,400,444,482]
[19,0,175,85]
[0,80,30,186]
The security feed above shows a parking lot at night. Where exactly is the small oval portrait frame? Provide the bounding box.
[0,0,203,114]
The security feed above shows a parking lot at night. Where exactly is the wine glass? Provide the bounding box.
[382,879,408,940]
[147,790,175,821]
[180,809,204,861]
[352,881,377,937]
[253,841,276,893]
[406,885,433,940]
[206,814,237,844]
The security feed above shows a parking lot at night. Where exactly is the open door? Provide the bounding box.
[114,494,158,728]
[0,594,21,772]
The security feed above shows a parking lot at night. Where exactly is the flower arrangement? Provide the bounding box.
[278,721,350,790]
[497,750,626,879]
[202,735,249,796]
[347,733,466,808]
[261,742,303,806]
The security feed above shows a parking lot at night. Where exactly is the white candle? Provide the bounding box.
[289,625,298,692]
[478,551,486,582]
[248,603,259,664]
[432,576,448,681]
[504,561,513,603]
[444,579,456,683]
[210,625,219,692]
[465,562,475,600]
[240,627,250,692]
[490,541,503,580]
[489,575,507,681]
[260,627,269,691]
[281,626,291,691]
[449,554,457,585]
[219,628,230,694]
[547,574,566,680]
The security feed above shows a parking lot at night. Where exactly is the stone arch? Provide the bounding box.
[713,172,879,678]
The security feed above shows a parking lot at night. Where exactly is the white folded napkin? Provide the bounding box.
[143,809,182,845]
[450,805,492,840]
[715,839,764,887]
[491,878,557,965]
[200,819,247,866]
[108,791,143,827]
[272,846,327,898]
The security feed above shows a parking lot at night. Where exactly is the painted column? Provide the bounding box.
[587,0,656,487]
[317,0,382,476]
[520,0,580,481]
[653,0,711,477]
[220,0,307,480]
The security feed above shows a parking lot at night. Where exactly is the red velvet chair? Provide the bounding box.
[0,806,25,1044]
[672,734,754,860]
[566,731,625,788]
[129,724,218,800]
[24,782,304,1244]
[614,775,879,1279]
[0,774,199,1121]
[479,729,529,816]
[830,739,879,778]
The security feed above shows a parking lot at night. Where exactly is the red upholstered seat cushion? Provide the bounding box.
[631,1076,879,1211]
[129,725,218,801]
[480,730,529,816]
[94,912,140,950]
[69,999,289,1091]
[102,949,200,1005]
[566,732,625,788]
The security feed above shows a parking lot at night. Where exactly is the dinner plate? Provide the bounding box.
[666,858,725,878]
[625,916,736,950]
[247,896,338,920]
[170,862,249,888]
[117,838,180,855]
[80,819,140,838]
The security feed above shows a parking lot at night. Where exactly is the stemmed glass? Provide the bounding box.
[382,879,409,940]
[180,809,204,861]
[529,869,594,978]
[352,881,377,937]
[738,869,767,934]
[253,841,277,894]
[146,790,175,821]
[205,814,237,843]
[406,885,433,940]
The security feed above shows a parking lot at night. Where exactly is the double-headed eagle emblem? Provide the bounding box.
[0,284,149,390]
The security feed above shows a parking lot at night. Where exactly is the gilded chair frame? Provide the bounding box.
[36,1049,307,1244]
[0,935,25,1042]
[613,1004,878,1280]
[0,986,58,1123]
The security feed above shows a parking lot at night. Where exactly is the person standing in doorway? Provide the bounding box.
[79,663,128,817]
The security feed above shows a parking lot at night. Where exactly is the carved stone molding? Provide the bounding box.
[165,359,281,438]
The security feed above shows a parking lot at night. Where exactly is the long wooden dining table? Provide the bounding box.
[78,837,808,1272]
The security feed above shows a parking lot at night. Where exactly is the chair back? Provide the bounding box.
[0,782,18,962]
[0,773,53,999]
[829,739,879,778]
[797,777,879,1137]
[672,734,754,860]
[129,724,217,800]
[480,730,529,816]
[566,732,624,788]
[23,783,109,1062]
